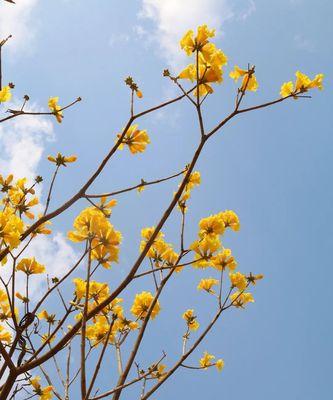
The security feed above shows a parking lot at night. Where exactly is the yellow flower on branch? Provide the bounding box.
[47,153,77,167]
[190,236,221,268]
[117,124,150,154]
[229,272,247,291]
[215,359,224,372]
[48,96,63,123]
[199,351,215,369]
[229,65,258,92]
[230,291,254,308]
[180,24,215,55]
[38,310,56,324]
[197,278,219,294]
[0,86,12,103]
[29,376,53,400]
[182,309,200,331]
[199,214,225,238]
[16,257,45,275]
[219,210,240,231]
[130,291,160,320]
[212,248,237,271]
[0,325,12,343]
[280,71,324,98]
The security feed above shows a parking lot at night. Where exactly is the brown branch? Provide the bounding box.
[85,168,186,198]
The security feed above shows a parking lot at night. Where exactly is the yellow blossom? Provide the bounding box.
[219,210,240,231]
[38,310,56,324]
[15,292,29,303]
[230,291,254,308]
[190,236,221,268]
[0,325,11,343]
[199,214,225,238]
[229,66,258,92]
[150,364,167,380]
[16,257,45,275]
[30,376,53,400]
[47,153,77,167]
[197,278,219,294]
[199,351,215,369]
[280,71,324,98]
[212,248,237,271]
[48,96,63,123]
[117,124,150,154]
[216,359,224,371]
[280,81,294,98]
[180,25,215,55]
[130,291,160,320]
[0,208,24,249]
[0,86,12,103]
[182,309,200,331]
[229,272,247,291]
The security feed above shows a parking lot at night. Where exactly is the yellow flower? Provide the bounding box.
[199,214,225,238]
[247,272,264,285]
[15,292,29,303]
[31,216,52,236]
[130,291,160,320]
[150,364,167,380]
[230,291,254,308]
[0,86,12,103]
[86,316,116,346]
[197,278,219,294]
[38,310,56,324]
[29,376,53,400]
[48,96,63,123]
[215,359,224,371]
[68,207,122,265]
[16,257,45,275]
[47,153,77,167]
[199,351,215,369]
[280,72,324,98]
[96,196,117,217]
[229,66,258,92]
[219,210,240,231]
[180,25,215,55]
[0,174,14,192]
[73,279,110,302]
[229,272,247,291]
[211,248,237,271]
[0,325,12,343]
[190,236,221,268]
[280,81,294,98]
[0,209,24,249]
[182,309,200,331]
[117,124,150,154]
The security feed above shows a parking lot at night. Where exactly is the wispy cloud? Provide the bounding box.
[0,0,39,54]
[0,103,54,181]
[137,0,255,68]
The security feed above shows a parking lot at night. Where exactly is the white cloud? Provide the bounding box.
[0,102,54,181]
[138,0,255,68]
[0,0,39,54]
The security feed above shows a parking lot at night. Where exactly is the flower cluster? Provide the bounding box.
[179,25,228,97]
[117,124,150,154]
[68,204,121,268]
[280,71,324,98]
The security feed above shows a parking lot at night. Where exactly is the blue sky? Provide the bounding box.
[0,1,332,399]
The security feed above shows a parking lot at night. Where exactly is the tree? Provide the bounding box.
[0,5,324,400]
